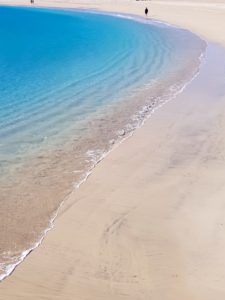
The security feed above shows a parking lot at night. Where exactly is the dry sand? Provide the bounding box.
[1,1,225,299]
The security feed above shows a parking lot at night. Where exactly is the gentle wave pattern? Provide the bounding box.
[0,6,206,280]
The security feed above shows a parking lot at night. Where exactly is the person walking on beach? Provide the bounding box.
[145,7,149,17]
[30,0,34,4]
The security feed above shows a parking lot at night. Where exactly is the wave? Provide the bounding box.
[0,9,206,282]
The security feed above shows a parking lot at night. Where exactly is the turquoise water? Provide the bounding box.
[0,6,206,280]
[0,6,203,174]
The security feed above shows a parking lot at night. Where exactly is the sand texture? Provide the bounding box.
[1,1,225,299]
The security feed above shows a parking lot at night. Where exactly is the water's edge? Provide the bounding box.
[0,8,207,282]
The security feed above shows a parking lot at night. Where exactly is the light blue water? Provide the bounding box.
[0,6,206,281]
[0,7,204,173]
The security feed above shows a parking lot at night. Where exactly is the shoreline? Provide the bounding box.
[1,1,225,299]
[0,6,206,283]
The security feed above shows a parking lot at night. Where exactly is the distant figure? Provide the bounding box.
[30,0,34,4]
[145,7,148,17]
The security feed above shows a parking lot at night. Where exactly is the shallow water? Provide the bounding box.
[0,7,206,280]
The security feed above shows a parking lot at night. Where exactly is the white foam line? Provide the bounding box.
[74,48,206,191]
[0,197,64,281]
[0,9,207,282]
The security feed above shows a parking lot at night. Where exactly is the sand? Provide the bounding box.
[1,1,225,299]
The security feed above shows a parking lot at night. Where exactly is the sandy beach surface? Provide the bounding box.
[1,1,225,299]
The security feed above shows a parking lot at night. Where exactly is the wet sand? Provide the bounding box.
[1,1,225,299]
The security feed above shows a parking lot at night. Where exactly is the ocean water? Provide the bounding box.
[0,6,206,280]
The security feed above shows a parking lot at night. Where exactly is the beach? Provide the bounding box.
[1,0,225,299]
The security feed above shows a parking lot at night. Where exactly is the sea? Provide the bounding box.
[0,6,206,280]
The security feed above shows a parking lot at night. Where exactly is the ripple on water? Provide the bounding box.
[0,7,206,280]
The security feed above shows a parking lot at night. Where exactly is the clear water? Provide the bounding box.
[0,6,206,280]
[0,7,201,173]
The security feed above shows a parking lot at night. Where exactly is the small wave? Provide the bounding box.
[0,9,206,282]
